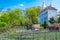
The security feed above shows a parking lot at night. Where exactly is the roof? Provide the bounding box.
[32,24,40,29]
[40,5,57,14]
[51,23,59,27]
[47,5,57,10]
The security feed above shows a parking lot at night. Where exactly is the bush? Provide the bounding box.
[0,22,7,28]
[40,21,48,29]
[40,24,44,27]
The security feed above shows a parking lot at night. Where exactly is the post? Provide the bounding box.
[33,31,34,40]
[20,32,23,40]
[55,31,57,40]
[44,32,46,40]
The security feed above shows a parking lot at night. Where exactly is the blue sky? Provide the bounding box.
[0,0,60,11]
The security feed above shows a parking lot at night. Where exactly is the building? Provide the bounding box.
[39,2,57,25]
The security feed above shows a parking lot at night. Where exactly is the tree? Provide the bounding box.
[26,7,42,24]
[49,17,57,24]
[25,7,42,29]
[20,16,26,26]
[44,21,48,29]
[0,12,10,30]
[41,21,48,29]
[0,12,10,24]
[0,22,7,28]
[58,16,60,23]
[8,9,25,26]
[25,19,33,29]
[0,8,26,28]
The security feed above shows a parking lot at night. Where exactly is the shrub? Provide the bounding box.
[40,21,48,29]
[40,24,44,27]
[0,22,7,28]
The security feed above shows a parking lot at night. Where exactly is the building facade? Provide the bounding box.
[39,3,57,25]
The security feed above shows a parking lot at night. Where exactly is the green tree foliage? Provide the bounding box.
[0,12,10,24]
[44,21,48,29]
[0,7,42,30]
[25,7,42,29]
[58,16,60,23]
[26,7,42,24]
[25,19,33,29]
[49,17,57,24]
[0,22,7,28]
[0,9,25,28]
[41,21,48,29]
[8,9,25,26]
[20,16,25,26]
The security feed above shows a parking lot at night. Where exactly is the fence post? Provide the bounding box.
[55,31,57,40]
[20,32,22,40]
[33,31,34,40]
[44,32,46,40]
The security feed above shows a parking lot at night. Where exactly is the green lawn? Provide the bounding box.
[20,31,60,40]
[0,30,60,40]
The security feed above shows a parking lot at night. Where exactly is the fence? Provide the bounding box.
[20,30,60,40]
[0,30,60,40]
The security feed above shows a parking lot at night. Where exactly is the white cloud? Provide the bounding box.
[20,4,24,7]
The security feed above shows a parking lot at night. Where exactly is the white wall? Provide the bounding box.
[48,9,57,20]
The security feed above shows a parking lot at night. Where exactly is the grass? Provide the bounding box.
[20,31,60,40]
[0,30,60,40]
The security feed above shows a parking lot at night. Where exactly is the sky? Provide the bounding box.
[0,0,60,11]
